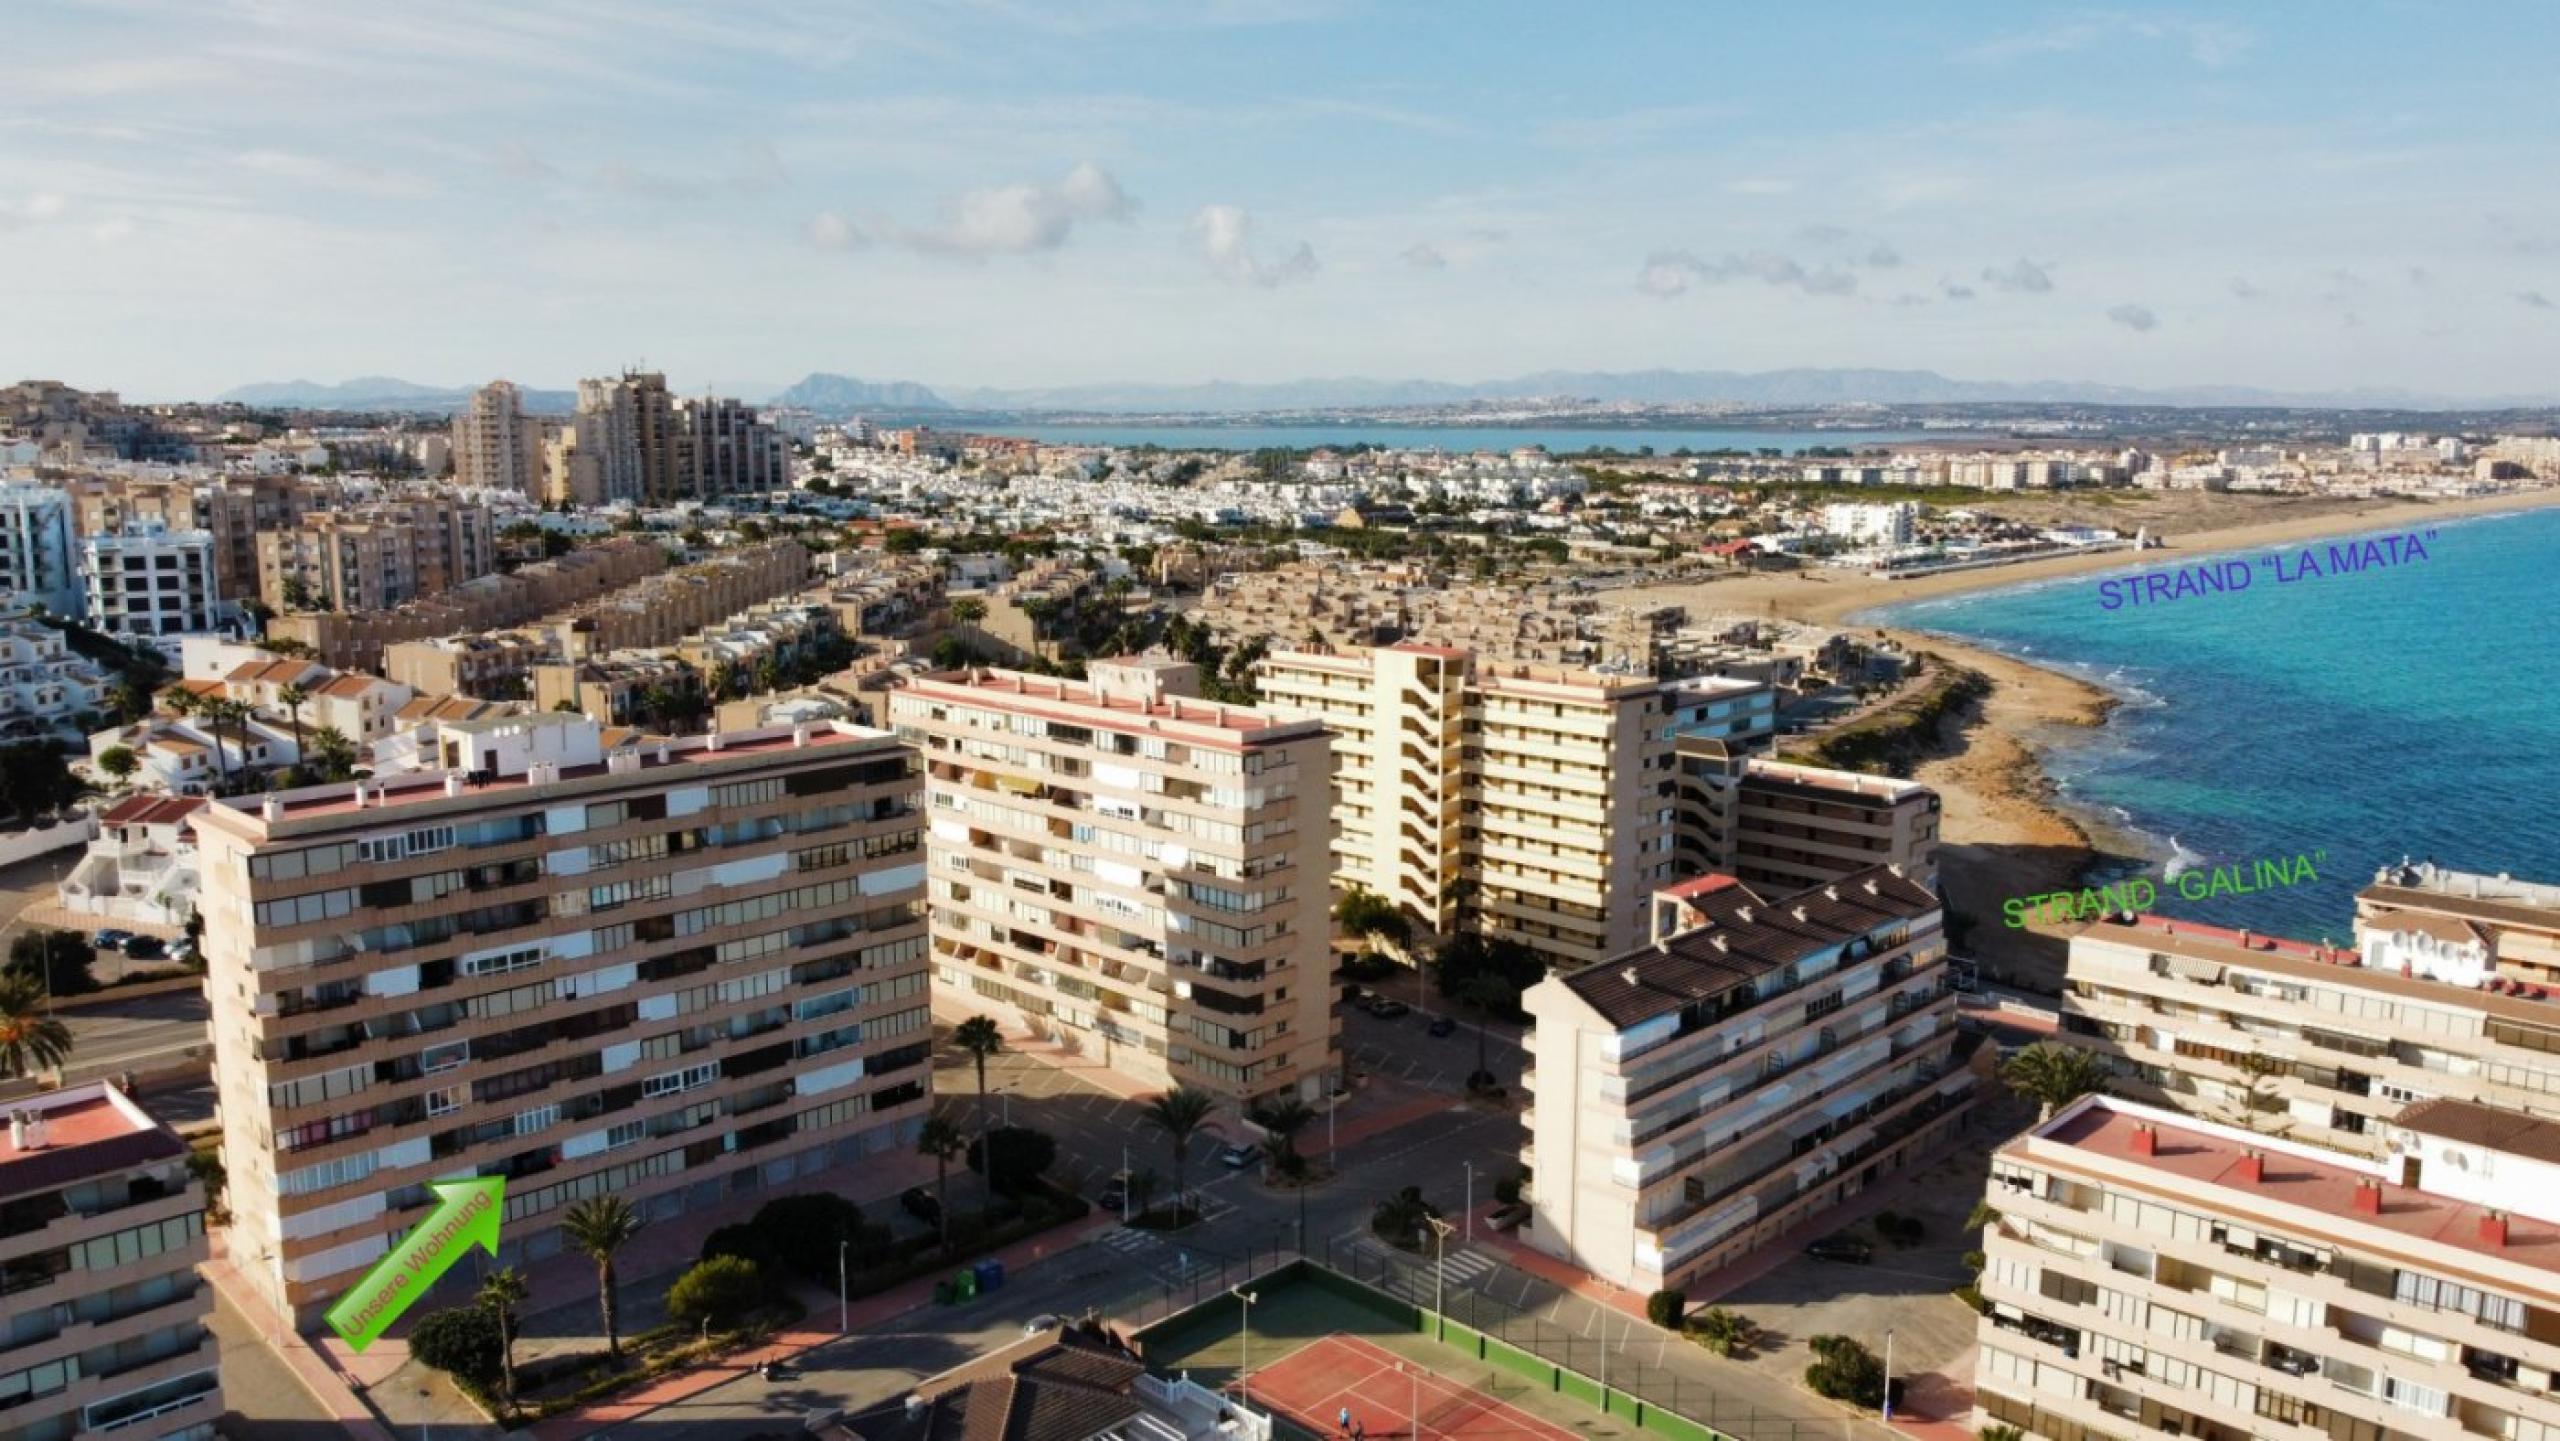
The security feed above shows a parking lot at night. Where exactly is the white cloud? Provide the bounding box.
[2107,302,2159,331]
[236,149,430,198]
[89,216,137,243]
[2520,291,2557,311]
[877,161,1137,256]
[2228,276,2264,299]
[1640,249,1858,298]
[0,191,71,231]
[807,211,866,251]
[1967,14,2251,68]
[1190,205,1317,287]
[1401,242,1447,270]
[1980,257,2055,293]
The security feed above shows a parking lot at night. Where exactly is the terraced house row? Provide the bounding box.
[196,712,932,1331]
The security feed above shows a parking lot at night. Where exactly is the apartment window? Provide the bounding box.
[643,1061,721,1099]
[2393,1270,2526,1332]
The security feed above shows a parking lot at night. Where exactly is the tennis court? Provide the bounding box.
[1246,1333,1579,1441]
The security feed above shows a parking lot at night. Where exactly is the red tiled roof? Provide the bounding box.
[101,793,207,827]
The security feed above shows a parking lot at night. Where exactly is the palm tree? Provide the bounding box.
[950,1017,1005,1133]
[1257,1096,1315,1172]
[1142,1087,1215,1218]
[915,1116,965,1253]
[2223,1051,2293,1135]
[276,683,309,769]
[2000,1042,2114,1122]
[478,1265,529,1412]
[1370,1186,1434,1250]
[560,1196,642,1362]
[0,975,72,1078]
[1126,1167,1159,1219]
[950,597,988,631]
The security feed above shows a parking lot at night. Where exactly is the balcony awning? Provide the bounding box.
[2166,955,2225,983]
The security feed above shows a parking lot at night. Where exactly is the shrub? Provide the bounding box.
[1691,1307,1758,1359]
[966,1126,1059,1196]
[1645,1289,1685,1329]
[1493,1171,1524,1206]
[5,931,97,998]
[1805,1334,1886,1407]
[668,1256,769,1333]
[702,1223,782,1274]
[412,1305,504,1385]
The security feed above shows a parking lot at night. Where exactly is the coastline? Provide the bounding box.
[1609,486,2560,988]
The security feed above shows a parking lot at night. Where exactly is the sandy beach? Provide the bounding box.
[1611,486,2560,987]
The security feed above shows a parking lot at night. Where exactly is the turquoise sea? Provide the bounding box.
[979,422,1966,454]
[1863,505,2560,938]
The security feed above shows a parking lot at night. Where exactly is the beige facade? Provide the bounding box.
[1674,755,1940,893]
[1519,865,1971,1291]
[549,541,811,659]
[382,631,548,701]
[2358,861,2560,987]
[1257,643,1680,969]
[0,1083,221,1441]
[1975,1094,2560,1441]
[450,381,547,495]
[889,661,1338,1109]
[2056,908,2560,1159]
[266,535,664,673]
[255,498,495,614]
[193,713,932,1331]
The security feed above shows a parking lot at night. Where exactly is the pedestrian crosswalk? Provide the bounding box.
[1437,1246,1497,1284]
[1094,1221,1233,1285]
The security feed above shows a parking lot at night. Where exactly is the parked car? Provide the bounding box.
[1427,1015,1457,1037]
[123,936,168,961]
[90,929,134,952]
[1217,1142,1261,1169]
[1366,998,1410,1020]
[1098,1169,1132,1214]
[1024,1314,1063,1335]
[1804,1235,1873,1264]
[900,1186,942,1225]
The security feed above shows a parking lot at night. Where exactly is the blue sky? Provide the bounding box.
[6,0,2559,400]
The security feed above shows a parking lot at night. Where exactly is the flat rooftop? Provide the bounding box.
[2036,1099,2560,1278]
[901,669,1323,745]
[0,1086,185,1199]
[2080,913,2560,1016]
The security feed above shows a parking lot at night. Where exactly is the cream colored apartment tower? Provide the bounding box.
[1256,643,1678,970]
[889,660,1337,1109]
[193,714,932,1332]
[1975,1093,2560,1441]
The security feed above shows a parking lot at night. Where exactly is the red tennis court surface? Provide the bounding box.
[1244,1333,1579,1441]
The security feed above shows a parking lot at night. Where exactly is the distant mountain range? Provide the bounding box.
[213,367,2559,417]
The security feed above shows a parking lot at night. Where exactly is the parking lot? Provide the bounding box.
[926,1025,1246,1205]
[1339,978,1526,1096]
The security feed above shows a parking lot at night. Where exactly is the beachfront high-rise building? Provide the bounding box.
[2053,901,2560,1158]
[1255,643,1683,970]
[79,524,221,639]
[888,660,1337,1108]
[1974,1093,2560,1441]
[0,1082,222,1441]
[193,713,931,1331]
[1673,755,1941,894]
[1518,864,1972,1290]
[449,380,548,496]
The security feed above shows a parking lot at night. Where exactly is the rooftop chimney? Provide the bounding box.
[2240,929,2254,949]
[261,794,282,821]
[444,773,464,797]
[2353,1178,2383,1214]
[2130,1123,2157,1156]
[351,782,367,809]
[792,723,810,748]
[7,1113,28,1150]
[705,733,724,752]
[2235,1151,2263,1184]
[2481,1210,2510,1247]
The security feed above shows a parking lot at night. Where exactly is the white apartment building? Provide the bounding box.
[2056,908,2560,1158]
[1673,756,1941,895]
[80,524,221,638]
[1519,864,1972,1290]
[59,793,205,929]
[0,619,111,742]
[193,714,933,1330]
[889,660,1337,1108]
[1818,502,1916,547]
[1975,1093,2560,1441]
[1256,644,1683,969]
[0,483,80,616]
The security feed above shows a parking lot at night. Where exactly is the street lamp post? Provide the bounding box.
[1882,1328,1896,1423]
[1231,1287,1258,1408]
[1463,1162,1473,1243]
[1122,1144,1133,1225]
[1426,1215,1454,1343]
[839,1239,850,1334]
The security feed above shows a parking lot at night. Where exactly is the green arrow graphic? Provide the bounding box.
[325,1177,506,1352]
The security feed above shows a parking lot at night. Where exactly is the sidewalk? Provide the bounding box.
[203,1238,397,1441]
[529,1208,1122,1441]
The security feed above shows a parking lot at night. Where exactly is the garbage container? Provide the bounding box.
[953,1268,978,1301]
[974,1258,1006,1292]
[933,1280,954,1306]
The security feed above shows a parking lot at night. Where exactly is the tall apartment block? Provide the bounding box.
[1975,1093,2560,1441]
[450,381,548,496]
[1256,644,1686,970]
[79,524,220,639]
[888,660,1337,1108]
[563,372,680,506]
[674,395,788,502]
[1518,864,1972,1290]
[193,713,932,1331]
[0,1083,222,1441]
[0,484,79,617]
[1674,755,1941,892]
[2055,902,2560,1158]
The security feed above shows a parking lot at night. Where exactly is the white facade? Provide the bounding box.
[81,524,222,637]
[0,483,79,615]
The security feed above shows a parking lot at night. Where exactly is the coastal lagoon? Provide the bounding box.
[1867,505,2560,938]
[976,422,1966,454]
